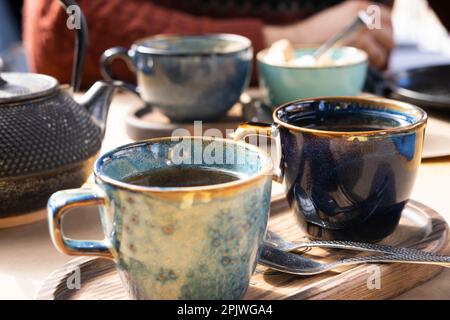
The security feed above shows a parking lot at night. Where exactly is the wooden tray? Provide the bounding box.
[0,208,47,229]
[36,199,448,300]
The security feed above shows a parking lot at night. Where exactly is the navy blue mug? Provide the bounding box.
[101,34,252,122]
[234,97,427,241]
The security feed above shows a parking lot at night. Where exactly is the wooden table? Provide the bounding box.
[0,92,449,300]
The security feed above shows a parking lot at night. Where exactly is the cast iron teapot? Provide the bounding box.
[0,0,122,220]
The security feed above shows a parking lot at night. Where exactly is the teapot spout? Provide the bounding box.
[79,80,120,136]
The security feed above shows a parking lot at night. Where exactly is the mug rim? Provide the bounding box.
[94,136,273,193]
[272,96,428,136]
[132,33,252,56]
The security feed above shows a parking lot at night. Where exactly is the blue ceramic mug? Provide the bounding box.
[47,137,274,299]
[101,34,252,122]
[234,97,427,242]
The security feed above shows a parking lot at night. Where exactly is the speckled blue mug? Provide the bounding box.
[47,137,273,299]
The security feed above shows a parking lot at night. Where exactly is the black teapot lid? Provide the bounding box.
[0,72,59,104]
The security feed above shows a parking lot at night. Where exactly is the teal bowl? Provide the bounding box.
[257,46,368,108]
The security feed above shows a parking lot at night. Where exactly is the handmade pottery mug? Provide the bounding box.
[47,137,274,299]
[101,34,252,122]
[234,97,427,241]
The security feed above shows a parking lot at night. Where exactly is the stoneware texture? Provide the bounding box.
[48,137,273,300]
[102,34,252,122]
[257,47,368,107]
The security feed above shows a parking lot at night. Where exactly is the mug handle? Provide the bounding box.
[232,122,284,183]
[100,47,139,95]
[47,188,114,260]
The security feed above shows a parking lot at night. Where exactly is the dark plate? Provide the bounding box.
[385,64,450,110]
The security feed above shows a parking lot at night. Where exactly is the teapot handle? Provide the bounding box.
[0,73,6,87]
[59,0,88,92]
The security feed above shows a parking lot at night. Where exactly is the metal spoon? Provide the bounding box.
[265,230,438,257]
[312,10,372,62]
[259,245,450,275]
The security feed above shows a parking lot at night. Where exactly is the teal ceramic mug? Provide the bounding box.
[257,46,368,107]
[47,137,274,299]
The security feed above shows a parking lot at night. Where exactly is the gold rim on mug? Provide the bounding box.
[272,96,428,137]
[133,33,252,56]
[94,136,274,194]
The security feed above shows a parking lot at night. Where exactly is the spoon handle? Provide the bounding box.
[333,253,450,269]
[259,245,450,276]
[293,240,440,257]
[265,230,441,257]
[313,10,370,60]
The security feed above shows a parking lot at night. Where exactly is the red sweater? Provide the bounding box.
[23,0,447,88]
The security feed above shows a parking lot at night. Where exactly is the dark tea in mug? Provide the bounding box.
[124,166,242,188]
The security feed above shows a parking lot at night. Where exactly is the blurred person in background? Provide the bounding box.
[21,0,450,87]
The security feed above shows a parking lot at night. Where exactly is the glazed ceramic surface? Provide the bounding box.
[257,47,368,108]
[101,34,252,122]
[48,137,273,299]
[234,97,427,242]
